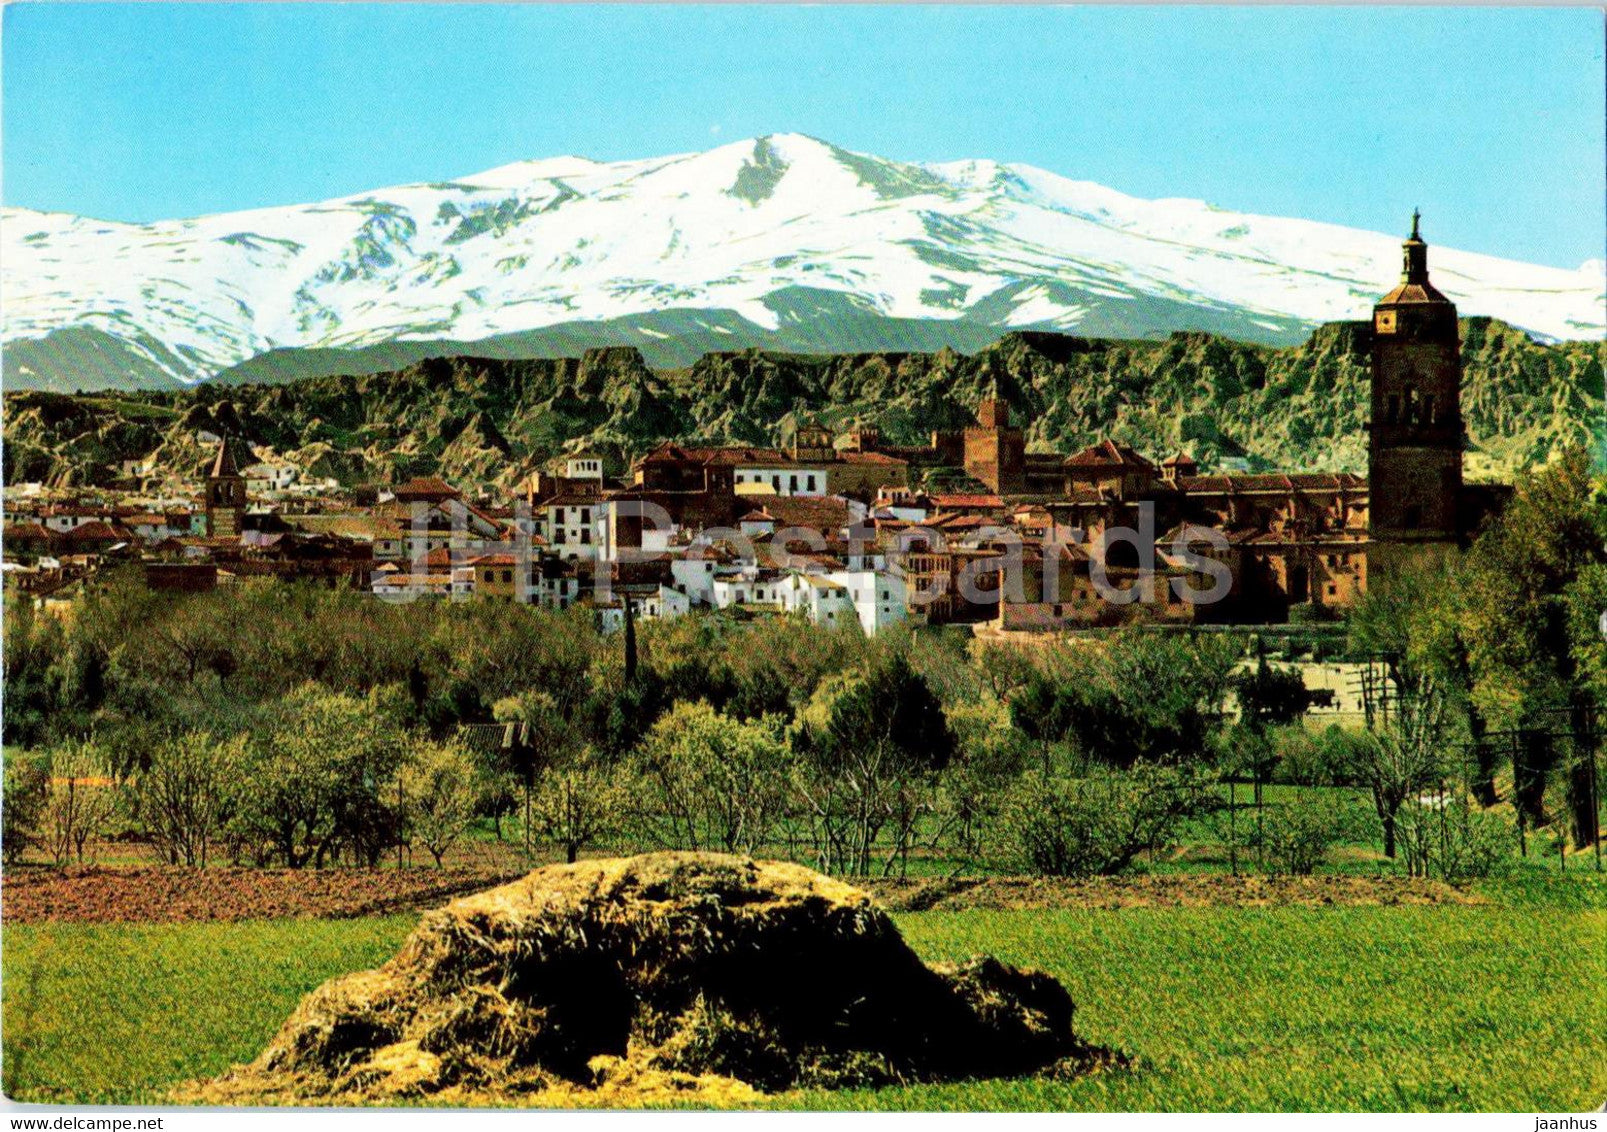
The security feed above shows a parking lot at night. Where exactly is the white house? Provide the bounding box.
[541,495,604,560]
[528,559,583,610]
[777,568,907,635]
[829,568,908,636]
[669,555,720,606]
[564,453,605,483]
[596,585,693,633]
[733,464,827,497]
[242,460,300,495]
[711,569,787,611]
[778,573,858,629]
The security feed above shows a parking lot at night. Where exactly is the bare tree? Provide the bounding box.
[43,742,117,866]
[1340,667,1450,860]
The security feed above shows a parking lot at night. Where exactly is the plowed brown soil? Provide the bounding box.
[1,866,522,924]
[862,873,1482,912]
[2,865,1478,925]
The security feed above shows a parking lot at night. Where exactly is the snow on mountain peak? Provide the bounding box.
[3,136,1602,388]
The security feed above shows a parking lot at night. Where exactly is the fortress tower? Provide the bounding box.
[1367,212,1464,577]
[964,397,1026,494]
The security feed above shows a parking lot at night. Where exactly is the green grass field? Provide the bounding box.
[4,876,1603,1110]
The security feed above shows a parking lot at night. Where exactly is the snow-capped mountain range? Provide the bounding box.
[4,133,1603,389]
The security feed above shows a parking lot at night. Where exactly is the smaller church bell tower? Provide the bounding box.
[205,437,246,538]
[1367,212,1463,573]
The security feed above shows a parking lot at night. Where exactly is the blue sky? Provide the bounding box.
[3,4,1602,268]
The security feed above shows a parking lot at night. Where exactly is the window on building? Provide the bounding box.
[1327,584,1338,597]
[789,475,798,493]
[807,475,817,491]
[580,507,591,524]
[502,570,512,583]
[580,529,591,545]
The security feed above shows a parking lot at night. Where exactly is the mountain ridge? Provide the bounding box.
[5,133,1602,392]
[5,318,1598,493]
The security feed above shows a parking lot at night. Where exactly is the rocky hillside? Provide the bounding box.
[4,318,1599,490]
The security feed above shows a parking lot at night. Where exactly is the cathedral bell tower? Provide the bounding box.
[205,437,246,538]
[1367,212,1463,573]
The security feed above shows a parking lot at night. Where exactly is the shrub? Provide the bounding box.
[1287,603,1327,627]
[1400,803,1517,883]
[1258,793,1344,875]
[1269,725,1342,786]
[1003,763,1213,877]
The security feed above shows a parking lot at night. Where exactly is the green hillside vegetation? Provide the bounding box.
[3,318,1599,490]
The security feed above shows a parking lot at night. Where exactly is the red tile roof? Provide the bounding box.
[1066,439,1155,469]
[931,493,1005,509]
[60,520,132,542]
[759,496,853,533]
[391,476,461,500]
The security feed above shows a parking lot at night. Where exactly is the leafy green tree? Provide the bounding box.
[1234,657,1313,730]
[940,696,1030,863]
[399,739,481,867]
[796,650,955,875]
[2,751,51,865]
[232,686,405,867]
[1458,446,1607,845]
[1009,671,1077,776]
[528,750,636,865]
[1019,631,1237,770]
[494,690,584,856]
[635,701,792,854]
[0,601,66,747]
